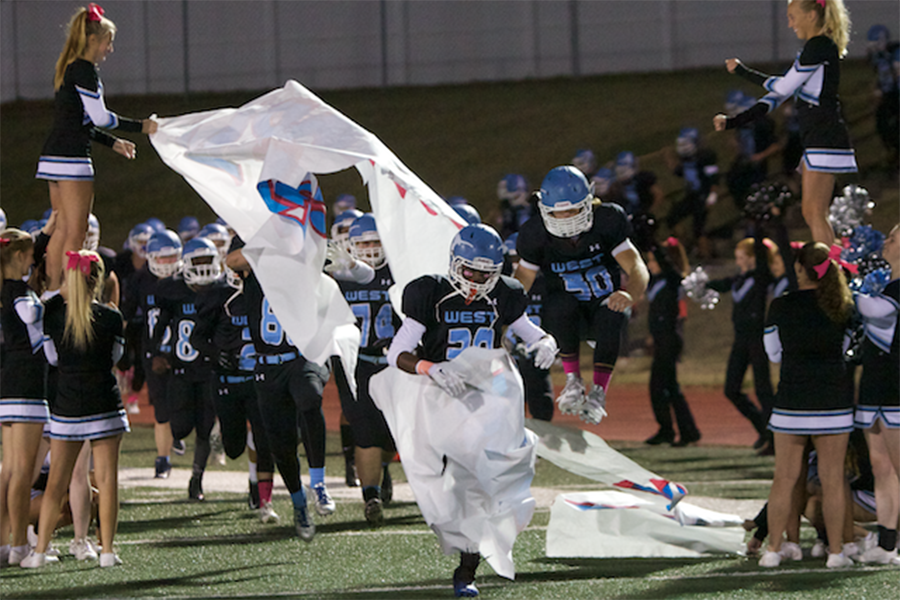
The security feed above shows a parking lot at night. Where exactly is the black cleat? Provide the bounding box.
[380,464,393,505]
[248,480,260,510]
[645,431,675,446]
[188,475,205,501]
[344,455,360,487]
[154,456,171,479]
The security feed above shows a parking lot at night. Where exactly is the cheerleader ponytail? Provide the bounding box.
[62,249,105,351]
[797,242,852,324]
[53,4,117,90]
[792,0,851,58]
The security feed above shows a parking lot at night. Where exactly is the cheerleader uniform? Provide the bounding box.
[763,290,853,434]
[42,296,129,440]
[36,58,142,181]
[726,36,857,174]
[854,279,899,429]
[0,280,49,423]
[646,254,700,445]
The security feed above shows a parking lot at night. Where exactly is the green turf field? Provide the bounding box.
[2,426,898,599]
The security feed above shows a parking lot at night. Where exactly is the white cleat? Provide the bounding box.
[312,483,336,516]
[581,385,608,425]
[258,501,280,524]
[556,374,586,415]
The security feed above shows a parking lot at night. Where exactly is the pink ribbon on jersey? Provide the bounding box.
[65,251,99,275]
[87,3,105,22]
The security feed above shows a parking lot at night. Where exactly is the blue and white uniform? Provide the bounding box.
[726,36,857,173]
[0,280,49,423]
[36,58,142,181]
[854,279,899,429]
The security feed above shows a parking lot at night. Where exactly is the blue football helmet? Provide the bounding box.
[146,229,184,278]
[20,219,40,236]
[496,173,529,206]
[572,148,597,175]
[145,217,166,233]
[182,237,222,285]
[334,193,357,216]
[453,203,482,225]
[503,232,519,258]
[676,127,700,158]
[0,207,7,231]
[538,166,595,238]
[615,151,637,182]
[83,213,100,251]
[867,24,890,50]
[128,223,155,257]
[590,167,614,197]
[449,224,504,302]
[331,208,364,252]
[198,222,231,259]
[178,216,200,241]
[348,213,385,269]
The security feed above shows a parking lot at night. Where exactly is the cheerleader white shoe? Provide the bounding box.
[758,551,781,568]
[99,552,123,568]
[855,545,899,565]
[825,552,854,569]
[19,551,59,569]
[780,541,803,561]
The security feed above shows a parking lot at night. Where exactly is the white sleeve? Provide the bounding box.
[112,335,125,365]
[43,337,58,367]
[329,261,375,284]
[764,59,816,100]
[507,313,546,346]
[75,82,121,129]
[386,318,427,368]
[517,259,539,272]
[14,293,43,325]
[763,325,782,363]
[855,292,899,321]
[611,239,638,257]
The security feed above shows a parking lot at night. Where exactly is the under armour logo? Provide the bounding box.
[589,244,602,253]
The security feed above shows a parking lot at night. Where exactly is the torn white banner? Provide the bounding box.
[150,82,467,380]
[369,347,536,580]
[525,418,688,510]
[547,491,745,558]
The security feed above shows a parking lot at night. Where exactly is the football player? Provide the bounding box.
[515,166,649,424]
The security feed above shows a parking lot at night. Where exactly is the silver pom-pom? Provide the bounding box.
[828,185,875,237]
[681,267,720,311]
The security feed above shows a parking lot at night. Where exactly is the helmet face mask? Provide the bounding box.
[539,166,595,238]
[331,208,364,253]
[448,224,504,303]
[129,223,155,258]
[182,238,222,286]
[348,214,385,269]
[146,229,184,278]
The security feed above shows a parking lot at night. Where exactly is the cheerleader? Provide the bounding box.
[854,224,900,565]
[644,237,700,446]
[21,250,129,568]
[715,0,854,249]
[0,230,49,567]
[36,4,157,290]
[761,242,856,568]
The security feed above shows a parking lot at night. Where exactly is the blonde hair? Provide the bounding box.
[0,228,35,308]
[735,237,777,267]
[54,6,117,90]
[791,0,851,58]
[797,242,853,324]
[62,249,105,351]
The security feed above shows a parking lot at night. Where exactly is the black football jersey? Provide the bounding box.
[517,203,632,302]
[402,274,528,362]
[242,271,298,356]
[153,276,212,377]
[193,282,256,373]
[338,265,401,355]
[126,267,171,359]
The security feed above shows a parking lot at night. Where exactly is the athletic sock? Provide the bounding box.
[362,486,381,502]
[561,354,580,376]
[593,364,613,391]
[341,424,355,460]
[309,467,325,488]
[248,459,258,484]
[878,525,897,551]
[290,488,307,509]
[259,479,274,505]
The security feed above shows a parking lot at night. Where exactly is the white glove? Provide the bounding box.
[427,362,467,397]
[324,241,355,273]
[527,335,558,370]
[580,392,608,425]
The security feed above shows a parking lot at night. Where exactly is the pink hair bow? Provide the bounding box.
[815,0,827,7]
[87,3,105,22]
[65,251,98,275]
[0,238,10,247]
[665,236,679,248]
[813,245,858,279]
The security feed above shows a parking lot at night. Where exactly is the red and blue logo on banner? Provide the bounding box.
[258,178,327,237]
